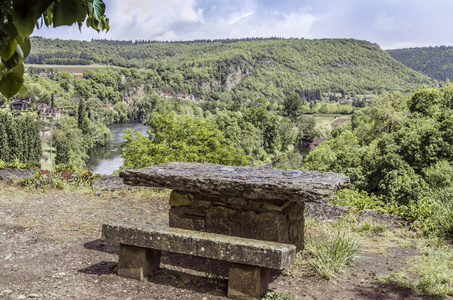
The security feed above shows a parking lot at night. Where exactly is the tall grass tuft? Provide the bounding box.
[305,230,360,280]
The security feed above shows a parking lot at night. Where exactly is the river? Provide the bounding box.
[86,122,149,175]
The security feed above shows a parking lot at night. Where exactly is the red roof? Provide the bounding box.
[310,137,327,149]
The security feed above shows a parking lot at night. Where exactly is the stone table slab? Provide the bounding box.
[119,162,349,204]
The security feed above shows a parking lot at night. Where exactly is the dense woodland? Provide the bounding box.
[27,37,434,99]
[387,46,453,82]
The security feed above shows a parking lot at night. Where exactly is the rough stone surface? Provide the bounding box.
[285,202,305,250]
[168,192,305,250]
[92,176,131,191]
[206,206,241,236]
[119,162,349,204]
[169,207,205,231]
[117,244,160,281]
[241,211,289,243]
[102,222,296,270]
[0,168,34,181]
[169,191,193,206]
[228,263,270,300]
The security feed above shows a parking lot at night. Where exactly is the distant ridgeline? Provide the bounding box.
[27,37,434,99]
[387,46,453,82]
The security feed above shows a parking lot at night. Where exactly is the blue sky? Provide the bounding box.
[34,0,453,49]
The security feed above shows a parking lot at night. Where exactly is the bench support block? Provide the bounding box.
[227,263,270,300]
[117,244,161,281]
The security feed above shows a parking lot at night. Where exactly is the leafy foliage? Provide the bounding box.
[388,46,453,82]
[307,86,453,237]
[119,111,250,169]
[0,0,109,98]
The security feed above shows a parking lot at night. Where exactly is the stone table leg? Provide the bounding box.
[227,263,270,300]
[117,244,161,281]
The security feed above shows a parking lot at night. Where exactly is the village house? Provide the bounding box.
[331,118,351,128]
[102,103,114,109]
[177,94,196,101]
[38,104,62,119]
[9,99,28,111]
[40,129,51,137]
[309,137,327,151]
[159,92,172,99]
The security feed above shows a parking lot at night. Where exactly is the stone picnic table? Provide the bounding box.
[119,162,349,251]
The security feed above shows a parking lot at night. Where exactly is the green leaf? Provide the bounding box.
[53,0,79,27]
[42,3,55,27]
[0,38,18,61]
[12,0,53,36]
[0,17,19,40]
[77,0,88,29]
[90,0,106,20]
[2,52,22,70]
[0,65,25,98]
[16,36,31,59]
[86,0,109,32]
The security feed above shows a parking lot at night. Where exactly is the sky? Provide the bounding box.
[33,0,453,50]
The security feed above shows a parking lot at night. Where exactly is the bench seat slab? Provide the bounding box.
[102,222,296,270]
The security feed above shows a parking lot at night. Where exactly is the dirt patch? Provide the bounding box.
[0,183,442,299]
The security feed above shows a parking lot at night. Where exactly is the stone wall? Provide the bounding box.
[168,190,305,250]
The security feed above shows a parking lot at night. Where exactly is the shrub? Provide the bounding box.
[330,188,387,212]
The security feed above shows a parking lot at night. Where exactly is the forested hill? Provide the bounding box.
[27,37,434,99]
[387,46,453,82]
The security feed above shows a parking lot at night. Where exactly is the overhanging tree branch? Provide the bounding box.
[0,0,109,98]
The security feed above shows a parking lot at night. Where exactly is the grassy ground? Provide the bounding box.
[40,138,55,171]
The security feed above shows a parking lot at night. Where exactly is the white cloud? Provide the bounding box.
[32,0,453,48]
[226,11,255,26]
[108,0,204,40]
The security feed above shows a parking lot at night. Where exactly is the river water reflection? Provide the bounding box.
[86,122,149,175]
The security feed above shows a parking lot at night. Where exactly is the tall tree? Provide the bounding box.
[119,112,250,169]
[55,138,70,165]
[282,92,302,120]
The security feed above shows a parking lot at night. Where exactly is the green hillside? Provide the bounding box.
[27,37,434,100]
[387,46,453,82]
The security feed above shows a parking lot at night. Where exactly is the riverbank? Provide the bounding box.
[86,122,149,175]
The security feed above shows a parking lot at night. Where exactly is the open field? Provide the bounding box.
[25,64,107,75]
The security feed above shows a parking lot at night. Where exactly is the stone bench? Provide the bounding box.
[102,222,296,299]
